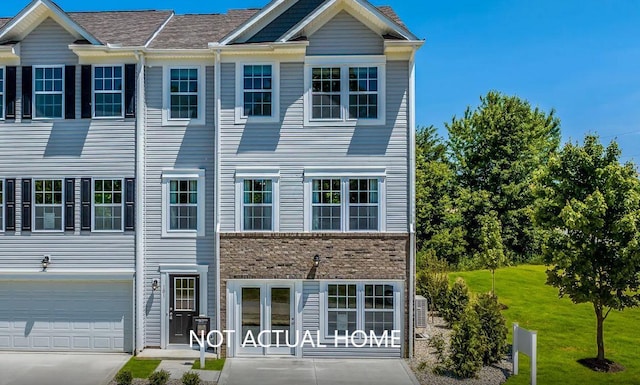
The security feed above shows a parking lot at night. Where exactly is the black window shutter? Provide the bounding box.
[81,65,92,119]
[5,179,16,231]
[65,178,75,231]
[22,66,32,119]
[65,66,76,119]
[5,67,16,119]
[81,178,91,230]
[124,64,136,118]
[124,178,135,231]
[22,179,32,231]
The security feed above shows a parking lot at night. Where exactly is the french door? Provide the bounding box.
[236,283,295,356]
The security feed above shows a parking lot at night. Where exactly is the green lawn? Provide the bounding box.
[192,358,226,371]
[118,357,162,378]
[449,265,640,385]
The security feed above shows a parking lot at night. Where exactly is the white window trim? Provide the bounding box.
[91,178,125,233]
[318,281,402,342]
[234,169,280,232]
[235,62,280,124]
[33,65,65,120]
[303,170,386,232]
[32,178,65,233]
[0,65,5,121]
[162,66,206,126]
[92,65,125,119]
[161,169,206,238]
[0,178,4,232]
[304,56,386,127]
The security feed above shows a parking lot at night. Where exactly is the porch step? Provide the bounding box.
[137,348,218,360]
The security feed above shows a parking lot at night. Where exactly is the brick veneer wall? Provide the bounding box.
[218,232,411,357]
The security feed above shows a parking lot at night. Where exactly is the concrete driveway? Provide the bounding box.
[218,358,420,385]
[0,352,129,385]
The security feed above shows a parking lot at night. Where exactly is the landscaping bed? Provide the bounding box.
[410,316,511,385]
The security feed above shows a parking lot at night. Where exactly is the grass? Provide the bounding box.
[449,265,640,385]
[118,357,162,379]
[192,358,226,371]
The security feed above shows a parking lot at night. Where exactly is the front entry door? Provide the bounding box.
[169,275,199,344]
[237,283,294,356]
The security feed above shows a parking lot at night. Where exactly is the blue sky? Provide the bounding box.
[2,0,640,160]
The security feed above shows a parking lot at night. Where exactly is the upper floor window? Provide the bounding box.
[93,179,123,232]
[94,66,123,118]
[163,66,204,125]
[0,67,4,120]
[305,173,385,232]
[161,169,205,237]
[235,171,280,232]
[34,66,64,119]
[305,57,385,126]
[235,63,280,124]
[34,179,63,232]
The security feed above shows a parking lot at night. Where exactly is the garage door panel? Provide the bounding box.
[0,281,133,352]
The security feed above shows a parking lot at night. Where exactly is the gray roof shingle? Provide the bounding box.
[148,9,258,49]
[68,10,173,46]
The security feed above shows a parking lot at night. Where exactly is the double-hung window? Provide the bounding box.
[235,63,279,123]
[94,66,123,118]
[235,171,280,232]
[0,67,4,120]
[34,179,63,231]
[161,169,205,237]
[34,66,64,119]
[93,179,123,231]
[305,57,385,126]
[163,67,204,125]
[323,282,399,339]
[305,174,385,232]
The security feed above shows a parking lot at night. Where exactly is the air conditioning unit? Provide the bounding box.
[415,295,428,328]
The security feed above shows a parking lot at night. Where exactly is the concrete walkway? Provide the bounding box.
[0,352,129,385]
[218,358,420,385]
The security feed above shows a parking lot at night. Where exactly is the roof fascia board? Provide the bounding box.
[279,0,418,42]
[0,0,101,45]
[219,0,290,45]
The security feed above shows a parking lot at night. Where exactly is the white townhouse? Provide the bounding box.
[0,0,422,358]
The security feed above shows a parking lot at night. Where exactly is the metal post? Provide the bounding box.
[512,323,519,375]
[200,331,206,369]
[531,331,537,385]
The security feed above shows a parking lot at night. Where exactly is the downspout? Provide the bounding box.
[408,48,417,359]
[134,50,146,354]
[214,48,222,359]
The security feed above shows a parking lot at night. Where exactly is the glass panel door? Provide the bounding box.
[267,287,293,355]
[239,287,262,355]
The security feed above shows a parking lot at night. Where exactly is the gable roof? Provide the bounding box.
[149,10,258,49]
[0,18,9,29]
[246,0,324,43]
[68,11,173,47]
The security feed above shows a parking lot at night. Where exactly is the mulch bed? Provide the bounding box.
[577,358,625,373]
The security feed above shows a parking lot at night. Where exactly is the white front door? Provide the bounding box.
[236,282,295,356]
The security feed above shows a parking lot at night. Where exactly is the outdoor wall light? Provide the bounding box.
[313,254,321,267]
[152,279,159,291]
[41,255,50,271]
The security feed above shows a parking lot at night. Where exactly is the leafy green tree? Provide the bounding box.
[476,211,507,295]
[533,135,640,363]
[448,91,560,263]
[415,126,467,265]
[474,293,508,365]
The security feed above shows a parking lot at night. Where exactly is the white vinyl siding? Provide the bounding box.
[0,179,3,232]
[93,179,124,232]
[33,66,64,119]
[93,66,124,118]
[33,179,63,232]
[0,67,4,120]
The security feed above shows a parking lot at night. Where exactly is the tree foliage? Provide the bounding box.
[476,211,507,294]
[447,91,560,263]
[474,293,508,365]
[533,134,640,362]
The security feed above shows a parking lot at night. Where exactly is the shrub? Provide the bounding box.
[181,371,201,385]
[149,369,170,385]
[449,309,484,378]
[115,370,132,385]
[416,251,450,312]
[474,293,508,365]
[441,278,469,326]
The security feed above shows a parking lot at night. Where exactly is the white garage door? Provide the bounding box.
[0,280,133,352]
